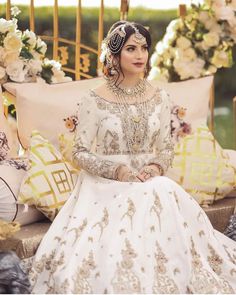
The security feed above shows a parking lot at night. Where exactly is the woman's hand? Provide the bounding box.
[116,165,141,182]
[137,164,162,182]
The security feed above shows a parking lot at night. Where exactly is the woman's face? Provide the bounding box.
[119,33,148,77]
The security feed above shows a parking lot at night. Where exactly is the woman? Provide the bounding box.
[30,21,236,293]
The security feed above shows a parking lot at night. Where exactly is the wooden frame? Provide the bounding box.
[4,0,105,80]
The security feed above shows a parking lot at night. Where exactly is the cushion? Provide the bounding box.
[0,159,45,225]
[0,221,51,259]
[3,77,104,153]
[18,131,79,221]
[150,75,214,130]
[166,125,236,205]
[0,86,17,159]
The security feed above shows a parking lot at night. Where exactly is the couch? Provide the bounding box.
[0,76,235,260]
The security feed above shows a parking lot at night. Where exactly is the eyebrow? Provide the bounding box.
[124,43,148,48]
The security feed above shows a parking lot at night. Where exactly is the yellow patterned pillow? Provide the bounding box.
[18,131,79,221]
[166,125,236,206]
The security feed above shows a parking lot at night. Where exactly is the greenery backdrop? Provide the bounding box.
[0,5,235,148]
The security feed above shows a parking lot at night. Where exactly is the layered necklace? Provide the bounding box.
[107,78,150,169]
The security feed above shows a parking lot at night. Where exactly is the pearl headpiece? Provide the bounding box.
[100,22,146,63]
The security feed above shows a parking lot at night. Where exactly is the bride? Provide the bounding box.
[30,21,236,294]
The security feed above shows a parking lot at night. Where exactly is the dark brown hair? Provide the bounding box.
[102,21,152,82]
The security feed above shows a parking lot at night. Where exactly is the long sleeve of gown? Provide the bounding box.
[147,90,174,174]
[72,95,122,179]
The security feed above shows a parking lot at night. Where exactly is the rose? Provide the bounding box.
[22,29,37,48]
[203,32,220,47]
[3,51,19,66]
[176,36,192,50]
[0,66,6,79]
[6,60,26,82]
[211,50,231,68]
[0,18,17,34]
[3,32,22,53]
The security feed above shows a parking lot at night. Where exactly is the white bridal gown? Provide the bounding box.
[30,88,236,294]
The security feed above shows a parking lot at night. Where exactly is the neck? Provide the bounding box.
[118,74,142,88]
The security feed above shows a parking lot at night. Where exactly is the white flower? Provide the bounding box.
[150,52,162,67]
[166,19,183,33]
[229,0,236,11]
[3,51,19,66]
[27,59,42,75]
[212,0,235,21]
[0,66,6,79]
[155,41,168,55]
[51,67,72,83]
[22,29,37,48]
[203,31,220,47]
[10,6,21,17]
[0,18,17,33]
[4,32,22,52]
[211,50,231,67]
[148,66,169,82]
[6,60,26,82]
[173,57,205,80]
[183,48,197,60]
[176,36,191,50]
[36,38,47,55]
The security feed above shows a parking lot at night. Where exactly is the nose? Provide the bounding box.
[135,48,143,59]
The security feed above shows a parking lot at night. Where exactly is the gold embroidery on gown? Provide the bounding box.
[92,207,109,240]
[150,190,163,232]
[71,251,96,294]
[188,238,234,293]
[152,241,179,294]
[111,239,141,293]
[121,198,136,230]
[68,218,87,246]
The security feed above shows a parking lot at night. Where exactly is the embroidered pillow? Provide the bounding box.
[3,77,104,152]
[0,86,18,159]
[18,131,79,221]
[0,159,45,225]
[166,125,236,205]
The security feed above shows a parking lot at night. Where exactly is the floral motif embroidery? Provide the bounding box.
[71,251,96,294]
[121,198,136,230]
[150,190,163,231]
[0,131,10,161]
[30,250,65,293]
[170,105,192,142]
[104,130,120,155]
[92,208,109,240]
[188,238,234,293]
[152,241,179,293]
[68,218,87,246]
[207,244,223,275]
[63,114,79,132]
[111,239,141,293]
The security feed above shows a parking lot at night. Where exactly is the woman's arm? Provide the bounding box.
[72,95,123,180]
[145,90,174,175]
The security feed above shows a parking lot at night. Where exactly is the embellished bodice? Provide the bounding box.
[72,87,174,179]
[92,90,161,156]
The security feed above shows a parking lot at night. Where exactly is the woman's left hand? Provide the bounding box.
[137,164,162,182]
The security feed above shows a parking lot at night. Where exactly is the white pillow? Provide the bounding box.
[150,75,214,130]
[4,77,104,150]
[0,159,45,225]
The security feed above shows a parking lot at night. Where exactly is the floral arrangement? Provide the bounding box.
[149,0,236,82]
[0,6,71,84]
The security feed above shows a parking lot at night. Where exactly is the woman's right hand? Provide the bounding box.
[116,165,141,182]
